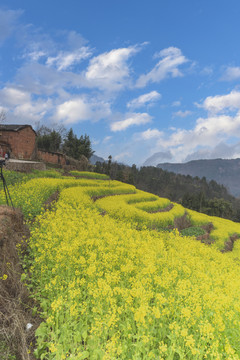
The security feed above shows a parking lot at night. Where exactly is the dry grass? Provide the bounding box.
[0,206,40,360]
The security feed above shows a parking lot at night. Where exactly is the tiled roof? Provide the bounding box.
[0,124,36,134]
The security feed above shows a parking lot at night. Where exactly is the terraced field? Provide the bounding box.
[1,170,240,359]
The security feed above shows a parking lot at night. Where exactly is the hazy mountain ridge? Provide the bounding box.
[157,158,240,197]
[90,154,105,165]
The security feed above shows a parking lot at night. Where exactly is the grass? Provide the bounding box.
[181,226,206,237]
[69,171,110,179]
[0,339,16,360]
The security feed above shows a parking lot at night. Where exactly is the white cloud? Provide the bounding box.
[195,113,240,137]
[172,110,192,118]
[56,98,91,124]
[13,98,52,122]
[15,62,85,95]
[55,97,111,124]
[114,151,131,161]
[27,50,47,62]
[85,46,139,90]
[138,90,240,163]
[46,47,92,71]
[136,47,188,88]
[140,128,163,140]
[152,110,240,163]
[0,87,31,106]
[221,66,240,81]
[0,86,55,124]
[201,90,240,114]
[127,91,161,109]
[185,142,240,162]
[110,113,152,132]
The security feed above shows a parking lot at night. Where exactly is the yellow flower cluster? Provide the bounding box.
[188,209,240,253]
[23,176,240,359]
[96,189,185,229]
[69,170,110,180]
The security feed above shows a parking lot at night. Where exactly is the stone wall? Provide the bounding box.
[37,150,89,170]
[5,160,46,172]
[37,150,66,166]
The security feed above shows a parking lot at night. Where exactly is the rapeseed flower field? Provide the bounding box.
[1,170,240,359]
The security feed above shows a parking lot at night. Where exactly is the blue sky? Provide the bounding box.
[1,0,240,165]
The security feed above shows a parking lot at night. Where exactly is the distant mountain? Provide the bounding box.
[89,154,105,165]
[157,158,240,197]
[143,151,173,166]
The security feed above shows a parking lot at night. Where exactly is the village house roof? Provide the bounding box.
[0,124,36,135]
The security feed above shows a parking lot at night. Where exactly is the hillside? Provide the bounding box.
[157,158,240,197]
[95,161,240,221]
[1,169,240,359]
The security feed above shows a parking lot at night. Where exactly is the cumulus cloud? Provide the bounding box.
[55,97,111,124]
[185,142,240,162]
[85,46,140,91]
[139,128,163,140]
[127,91,161,109]
[13,98,52,122]
[221,66,240,81]
[134,89,240,163]
[200,90,240,114]
[172,110,192,118]
[0,87,31,106]
[154,110,240,162]
[0,86,53,123]
[110,113,152,132]
[46,46,92,71]
[136,47,188,88]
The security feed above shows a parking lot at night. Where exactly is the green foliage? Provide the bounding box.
[181,226,206,237]
[37,126,62,152]
[63,128,94,160]
[94,162,240,222]
[0,168,64,191]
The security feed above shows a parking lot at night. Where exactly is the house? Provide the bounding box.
[0,124,37,160]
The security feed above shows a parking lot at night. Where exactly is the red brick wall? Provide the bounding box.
[37,150,66,165]
[0,127,36,160]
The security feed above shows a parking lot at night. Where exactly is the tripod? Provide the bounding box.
[0,160,14,208]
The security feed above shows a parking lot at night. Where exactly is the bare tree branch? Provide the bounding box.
[0,109,6,123]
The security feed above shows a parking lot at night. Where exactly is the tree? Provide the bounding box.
[62,128,94,160]
[36,126,62,152]
[107,155,112,177]
[78,134,94,159]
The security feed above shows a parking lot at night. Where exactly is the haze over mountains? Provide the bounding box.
[156,158,240,198]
